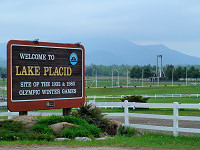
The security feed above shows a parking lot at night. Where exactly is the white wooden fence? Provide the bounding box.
[1,101,200,137]
[88,100,200,137]
[87,94,200,99]
[0,102,62,119]
[1,94,200,102]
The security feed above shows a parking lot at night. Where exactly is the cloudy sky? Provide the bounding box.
[1,0,200,57]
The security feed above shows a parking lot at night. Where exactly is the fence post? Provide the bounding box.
[133,102,135,110]
[124,100,129,126]
[8,110,12,119]
[199,103,200,111]
[173,102,179,137]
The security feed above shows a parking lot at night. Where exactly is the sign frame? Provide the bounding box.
[7,40,85,112]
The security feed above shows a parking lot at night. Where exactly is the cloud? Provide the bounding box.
[0,0,200,55]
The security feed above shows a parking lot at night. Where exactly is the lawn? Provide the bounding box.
[86,85,200,96]
[85,86,200,116]
[1,133,200,149]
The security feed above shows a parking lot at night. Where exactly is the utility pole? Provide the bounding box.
[114,69,119,87]
[112,69,113,88]
[186,68,188,86]
[172,68,174,86]
[96,69,97,88]
[127,69,129,87]
[142,69,144,87]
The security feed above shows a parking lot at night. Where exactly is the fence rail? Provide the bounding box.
[88,100,200,137]
[87,94,200,99]
[1,93,200,102]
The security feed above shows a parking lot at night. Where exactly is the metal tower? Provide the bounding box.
[156,55,163,78]
[150,55,165,82]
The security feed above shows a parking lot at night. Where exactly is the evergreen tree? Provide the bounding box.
[165,65,174,80]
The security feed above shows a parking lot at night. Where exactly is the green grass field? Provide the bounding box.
[86,85,200,96]
[85,86,200,116]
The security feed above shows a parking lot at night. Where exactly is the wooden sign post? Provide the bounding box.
[7,40,85,115]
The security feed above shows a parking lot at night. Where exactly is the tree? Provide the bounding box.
[174,66,183,80]
[129,66,141,78]
[143,65,152,78]
[188,66,199,78]
[165,65,174,80]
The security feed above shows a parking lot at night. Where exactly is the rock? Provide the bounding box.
[134,132,141,137]
[75,137,92,142]
[11,116,38,129]
[49,122,74,134]
[95,137,107,141]
[106,120,122,136]
[54,138,70,141]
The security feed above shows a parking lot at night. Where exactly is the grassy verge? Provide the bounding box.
[0,133,200,149]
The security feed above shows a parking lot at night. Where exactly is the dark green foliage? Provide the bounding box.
[31,115,101,139]
[0,120,55,141]
[117,126,137,137]
[63,115,89,126]
[37,115,66,125]
[30,124,54,135]
[59,124,100,139]
[120,95,149,103]
[83,123,101,138]
[0,120,24,132]
[72,104,110,133]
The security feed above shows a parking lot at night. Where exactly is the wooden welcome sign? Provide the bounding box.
[7,40,85,112]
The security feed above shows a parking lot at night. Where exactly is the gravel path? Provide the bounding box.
[0,146,189,150]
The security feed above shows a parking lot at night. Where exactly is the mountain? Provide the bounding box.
[1,38,200,67]
[82,38,200,66]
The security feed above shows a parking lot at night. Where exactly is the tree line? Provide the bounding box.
[1,65,200,81]
[85,64,200,81]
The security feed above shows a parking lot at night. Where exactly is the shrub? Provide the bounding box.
[72,103,110,133]
[0,120,24,132]
[37,115,65,125]
[0,120,55,141]
[63,115,88,126]
[31,115,101,138]
[59,125,100,139]
[83,124,101,138]
[117,126,138,137]
[120,95,149,103]
[30,124,54,135]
